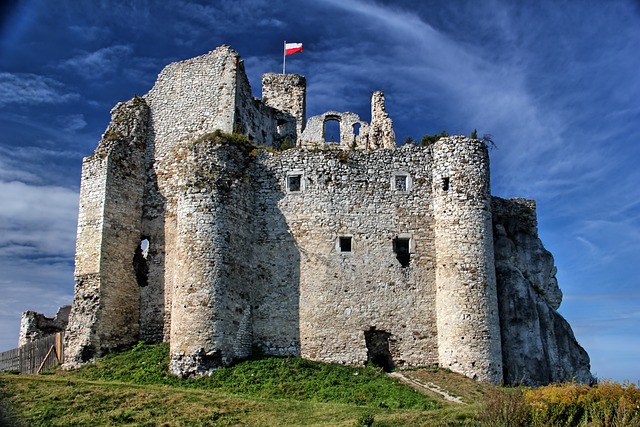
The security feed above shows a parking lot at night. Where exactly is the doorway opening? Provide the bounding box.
[364,327,394,372]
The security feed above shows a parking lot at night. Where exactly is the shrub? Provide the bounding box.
[525,381,640,427]
[355,411,375,427]
[479,387,530,427]
[420,130,449,147]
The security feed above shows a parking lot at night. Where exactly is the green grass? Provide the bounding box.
[71,343,436,410]
[2,343,481,426]
[3,344,635,426]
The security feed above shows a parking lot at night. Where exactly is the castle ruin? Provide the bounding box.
[58,45,592,385]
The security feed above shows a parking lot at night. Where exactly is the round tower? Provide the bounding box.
[431,136,503,383]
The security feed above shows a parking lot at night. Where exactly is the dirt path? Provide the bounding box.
[388,372,465,404]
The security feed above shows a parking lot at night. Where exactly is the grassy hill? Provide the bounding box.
[0,343,484,426]
[1,343,639,426]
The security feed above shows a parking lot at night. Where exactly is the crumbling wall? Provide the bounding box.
[299,111,369,149]
[19,306,70,347]
[492,197,593,385]
[141,46,244,345]
[368,91,395,149]
[65,97,149,367]
[262,73,307,140]
[431,136,503,384]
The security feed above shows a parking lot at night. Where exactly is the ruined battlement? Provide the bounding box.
[59,46,592,385]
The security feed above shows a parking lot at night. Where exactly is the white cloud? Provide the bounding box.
[0,181,79,258]
[0,73,80,106]
[58,45,133,79]
[58,113,87,132]
[0,257,74,352]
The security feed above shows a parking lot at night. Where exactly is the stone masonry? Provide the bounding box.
[57,45,592,384]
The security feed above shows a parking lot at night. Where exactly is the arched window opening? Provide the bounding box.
[324,118,341,143]
[353,123,361,136]
[140,238,149,258]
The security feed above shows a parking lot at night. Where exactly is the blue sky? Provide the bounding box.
[1,0,638,382]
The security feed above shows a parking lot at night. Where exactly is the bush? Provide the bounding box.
[481,381,640,427]
[479,387,530,427]
[355,411,375,426]
[525,381,640,427]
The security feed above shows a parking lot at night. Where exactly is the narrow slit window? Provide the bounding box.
[339,236,352,253]
[442,177,450,191]
[288,174,302,192]
[393,238,411,267]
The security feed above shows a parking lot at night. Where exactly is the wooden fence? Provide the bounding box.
[0,332,64,374]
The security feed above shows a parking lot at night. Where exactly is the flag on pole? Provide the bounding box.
[283,41,303,74]
[285,42,303,55]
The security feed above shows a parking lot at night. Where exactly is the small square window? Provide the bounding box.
[339,236,352,253]
[394,175,407,192]
[287,174,302,192]
[391,172,411,192]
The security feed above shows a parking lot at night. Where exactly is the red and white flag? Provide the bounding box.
[285,42,303,55]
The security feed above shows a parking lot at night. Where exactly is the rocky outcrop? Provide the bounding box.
[493,197,593,385]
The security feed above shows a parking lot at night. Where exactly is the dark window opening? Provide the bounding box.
[364,328,394,372]
[394,175,407,192]
[393,238,410,267]
[288,175,302,192]
[339,236,352,252]
[442,177,450,191]
[324,118,341,143]
[133,238,149,287]
[353,123,361,136]
[276,118,288,135]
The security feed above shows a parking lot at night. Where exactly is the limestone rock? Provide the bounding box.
[493,197,593,385]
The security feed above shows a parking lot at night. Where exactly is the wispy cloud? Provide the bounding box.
[0,257,75,351]
[58,45,133,79]
[67,25,111,41]
[0,73,80,106]
[0,180,78,257]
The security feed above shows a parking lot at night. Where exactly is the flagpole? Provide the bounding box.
[283,40,286,74]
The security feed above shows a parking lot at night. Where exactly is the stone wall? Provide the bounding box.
[431,136,503,383]
[300,111,369,149]
[368,92,395,149]
[254,145,438,368]
[168,136,257,376]
[65,97,149,367]
[262,73,307,140]
[18,306,70,347]
[141,46,246,347]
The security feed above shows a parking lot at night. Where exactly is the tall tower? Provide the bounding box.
[262,73,307,141]
[64,98,149,367]
[431,136,503,383]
